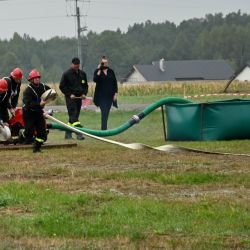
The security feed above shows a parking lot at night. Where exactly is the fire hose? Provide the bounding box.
[46,114,250,156]
[49,97,191,137]
[46,97,250,156]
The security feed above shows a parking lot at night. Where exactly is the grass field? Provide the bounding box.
[1,81,250,249]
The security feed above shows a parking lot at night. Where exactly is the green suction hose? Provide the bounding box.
[49,97,192,137]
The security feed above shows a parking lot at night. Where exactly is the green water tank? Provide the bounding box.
[166,99,250,141]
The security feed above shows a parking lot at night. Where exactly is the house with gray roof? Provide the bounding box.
[123,59,234,83]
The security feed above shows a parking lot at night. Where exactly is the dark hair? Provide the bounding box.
[72,57,80,65]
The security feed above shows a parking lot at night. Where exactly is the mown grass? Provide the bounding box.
[1,81,250,249]
[0,183,249,239]
[0,139,249,249]
[96,171,250,186]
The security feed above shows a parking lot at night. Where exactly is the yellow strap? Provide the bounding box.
[35,137,44,143]
[72,121,81,126]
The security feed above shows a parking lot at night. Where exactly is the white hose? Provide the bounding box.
[45,114,250,157]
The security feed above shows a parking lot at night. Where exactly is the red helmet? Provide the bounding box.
[10,68,23,80]
[28,69,41,81]
[0,79,8,92]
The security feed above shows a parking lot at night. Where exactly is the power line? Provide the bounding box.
[0,15,67,21]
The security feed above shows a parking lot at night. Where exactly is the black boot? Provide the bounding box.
[33,140,42,153]
[65,131,73,139]
[18,129,25,144]
[74,124,84,140]
[76,133,85,140]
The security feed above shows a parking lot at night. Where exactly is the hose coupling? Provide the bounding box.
[132,115,140,123]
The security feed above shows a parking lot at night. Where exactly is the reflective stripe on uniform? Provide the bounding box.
[72,121,81,126]
[35,137,44,143]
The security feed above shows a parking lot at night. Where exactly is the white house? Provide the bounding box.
[235,63,250,81]
[224,63,250,92]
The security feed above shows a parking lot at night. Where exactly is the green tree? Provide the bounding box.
[0,52,20,76]
[1,11,250,80]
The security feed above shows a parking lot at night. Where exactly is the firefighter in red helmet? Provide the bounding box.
[0,79,8,92]
[0,79,9,127]
[22,69,51,153]
[3,68,23,118]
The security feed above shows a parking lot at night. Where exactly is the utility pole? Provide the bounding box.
[76,1,81,61]
[67,0,88,66]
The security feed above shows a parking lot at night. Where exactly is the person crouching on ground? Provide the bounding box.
[22,69,51,153]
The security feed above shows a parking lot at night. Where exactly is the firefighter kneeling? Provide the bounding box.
[22,69,51,153]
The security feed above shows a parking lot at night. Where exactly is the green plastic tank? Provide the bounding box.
[166,99,250,141]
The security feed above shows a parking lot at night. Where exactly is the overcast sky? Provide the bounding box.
[0,0,250,40]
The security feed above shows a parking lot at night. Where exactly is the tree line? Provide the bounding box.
[0,10,250,82]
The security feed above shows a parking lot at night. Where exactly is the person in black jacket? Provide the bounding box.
[22,69,50,153]
[93,56,118,130]
[59,57,88,140]
[4,68,23,117]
